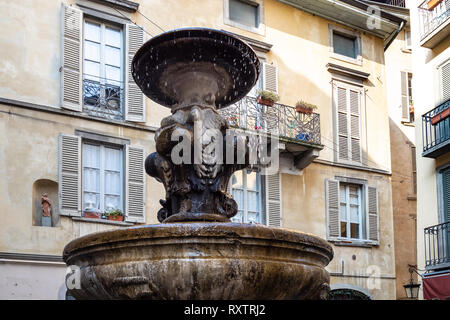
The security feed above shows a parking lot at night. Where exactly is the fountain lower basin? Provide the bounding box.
[63,222,333,300]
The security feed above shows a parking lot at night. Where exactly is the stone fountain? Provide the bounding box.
[63,28,333,300]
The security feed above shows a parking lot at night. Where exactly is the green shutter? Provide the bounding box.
[442,168,450,222]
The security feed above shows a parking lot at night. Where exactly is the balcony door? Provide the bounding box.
[437,165,450,265]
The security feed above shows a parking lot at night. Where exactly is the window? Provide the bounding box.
[229,0,259,28]
[61,4,145,121]
[230,169,264,224]
[334,83,363,164]
[411,146,417,194]
[439,60,450,102]
[82,142,123,214]
[437,165,450,224]
[326,179,379,244]
[329,26,362,65]
[83,19,123,119]
[339,184,364,240]
[224,0,264,35]
[58,134,146,223]
[404,29,411,49]
[333,32,357,59]
[401,71,414,122]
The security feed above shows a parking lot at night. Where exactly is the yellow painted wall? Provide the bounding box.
[0,0,395,299]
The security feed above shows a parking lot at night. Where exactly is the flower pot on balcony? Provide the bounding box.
[427,0,442,10]
[84,211,101,219]
[431,108,450,125]
[296,105,313,114]
[107,215,124,222]
[257,97,275,107]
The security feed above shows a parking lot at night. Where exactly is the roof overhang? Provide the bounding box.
[276,0,405,48]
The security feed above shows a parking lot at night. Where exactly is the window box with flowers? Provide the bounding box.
[295,100,318,114]
[256,90,279,107]
[105,209,125,222]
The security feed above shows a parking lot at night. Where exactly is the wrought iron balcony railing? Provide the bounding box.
[424,221,450,271]
[422,98,450,158]
[219,96,321,145]
[418,0,450,40]
[83,78,124,120]
[388,0,406,8]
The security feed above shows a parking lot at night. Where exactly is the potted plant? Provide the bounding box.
[105,209,124,222]
[295,100,318,114]
[256,90,279,107]
[83,210,101,219]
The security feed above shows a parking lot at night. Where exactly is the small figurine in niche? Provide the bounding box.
[41,193,52,227]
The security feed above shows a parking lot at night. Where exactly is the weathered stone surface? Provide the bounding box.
[63,222,333,300]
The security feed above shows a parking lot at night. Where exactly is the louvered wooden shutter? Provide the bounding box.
[336,86,349,161]
[125,145,146,223]
[58,134,81,216]
[349,90,361,163]
[367,186,379,244]
[326,179,340,239]
[61,4,82,111]
[335,84,362,164]
[125,24,145,122]
[262,62,278,93]
[401,71,409,120]
[440,60,450,101]
[442,168,450,222]
[266,172,281,227]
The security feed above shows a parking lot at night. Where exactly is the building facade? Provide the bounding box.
[0,0,403,299]
[408,0,450,300]
[372,0,419,299]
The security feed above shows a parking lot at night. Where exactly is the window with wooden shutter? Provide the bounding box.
[439,167,450,223]
[58,134,82,216]
[326,179,340,239]
[334,83,362,164]
[125,24,145,122]
[230,170,264,224]
[125,145,146,223]
[61,4,83,111]
[440,60,450,102]
[367,186,379,244]
[262,62,278,93]
[266,171,281,227]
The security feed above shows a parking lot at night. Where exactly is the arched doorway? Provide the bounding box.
[328,284,372,300]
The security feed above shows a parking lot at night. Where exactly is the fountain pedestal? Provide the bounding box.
[63,28,333,300]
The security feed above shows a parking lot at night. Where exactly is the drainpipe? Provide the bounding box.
[384,20,405,51]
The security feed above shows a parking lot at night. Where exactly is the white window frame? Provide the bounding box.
[328,24,362,66]
[81,141,124,214]
[404,28,412,50]
[339,183,364,241]
[82,17,125,114]
[231,169,264,224]
[224,0,265,36]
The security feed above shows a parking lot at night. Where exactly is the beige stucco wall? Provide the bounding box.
[384,28,418,299]
[281,163,396,299]
[0,0,396,299]
[409,0,450,299]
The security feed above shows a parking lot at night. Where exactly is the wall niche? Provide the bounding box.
[32,179,59,227]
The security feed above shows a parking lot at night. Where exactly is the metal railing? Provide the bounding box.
[422,98,450,154]
[418,0,450,40]
[424,221,450,270]
[83,78,124,120]
[388,0,406,8]
[218,96,321,145]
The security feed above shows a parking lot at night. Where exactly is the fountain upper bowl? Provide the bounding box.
[131,28,260,109]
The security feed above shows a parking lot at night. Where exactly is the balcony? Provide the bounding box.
[424,221,450,271]
[418,0,450,48]
[83,78,124,120]
[387,0,406,7]
[219,96,323,170]
[422,99,450,158]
